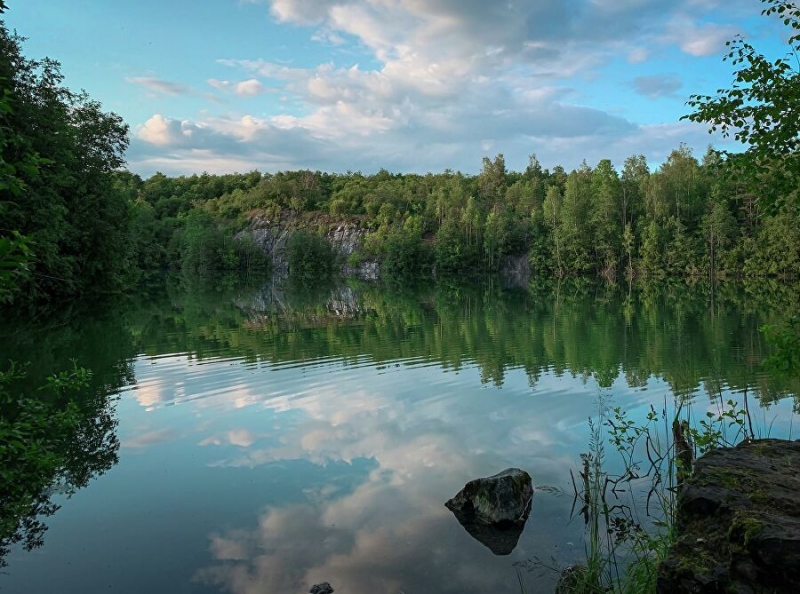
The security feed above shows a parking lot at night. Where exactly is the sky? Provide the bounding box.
[3,0,789,177]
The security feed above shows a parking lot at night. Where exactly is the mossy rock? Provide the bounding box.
[658,439,800,594]
[445,468,533,525]
[445,468,534,555]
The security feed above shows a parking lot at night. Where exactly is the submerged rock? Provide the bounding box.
[658,439,800,594]
[309,583,334,594]
[445,468,533,555]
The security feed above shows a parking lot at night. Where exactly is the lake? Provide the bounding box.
[1,276,797,594]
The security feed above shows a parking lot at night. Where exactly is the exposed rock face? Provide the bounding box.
[309,583,334,594]
[244,225,293,276]
[658,439,800,594]
[239,213,379,279]
[445,468,533,555]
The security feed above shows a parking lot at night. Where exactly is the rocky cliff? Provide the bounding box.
[238,212,379,280]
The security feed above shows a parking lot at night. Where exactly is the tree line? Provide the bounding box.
[3,0,800,310]
[118,146,798,283]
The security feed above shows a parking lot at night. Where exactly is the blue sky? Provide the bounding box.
[4,0,788,176]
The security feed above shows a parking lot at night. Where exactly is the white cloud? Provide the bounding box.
[235,78,266,97]
[127,76,191,95]
[207,78,232,91]
[663,16,740,57]
[208,77,270,97]
[137,114,186,145]
[126,0,751,175]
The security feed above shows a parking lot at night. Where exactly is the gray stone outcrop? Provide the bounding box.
[237,213,379,279]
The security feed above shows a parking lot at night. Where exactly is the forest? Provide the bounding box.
[1,1,800,590]
[118,146,798,285]
[2,3,800,310]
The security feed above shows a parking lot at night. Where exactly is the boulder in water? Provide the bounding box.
[446,468,534,525]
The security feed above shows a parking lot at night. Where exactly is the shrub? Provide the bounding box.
[382,234,433,281]
[286,230,336,280]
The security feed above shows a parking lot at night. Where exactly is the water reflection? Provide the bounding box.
[0,305,131,569]
[0,276,797,593]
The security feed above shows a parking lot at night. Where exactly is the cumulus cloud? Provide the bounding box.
[663,16,740,57]
[235,78,267,96]
[127,76,191,95]
[127,0,751,175]
[137,114,199,146]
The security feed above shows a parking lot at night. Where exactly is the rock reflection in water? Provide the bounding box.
[448,512,529,555]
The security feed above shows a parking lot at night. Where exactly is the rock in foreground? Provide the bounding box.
[445,468,533,554]
[658,439,800,594]
[446,468,533,525]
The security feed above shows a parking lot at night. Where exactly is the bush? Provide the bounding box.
[286,230,336,280]
[179,211,269,274]
[382,234,433,281]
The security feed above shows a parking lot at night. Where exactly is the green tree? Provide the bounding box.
[591,159,622,277]
[558,164,593,273]
[684,0,800,211]
[621,155,648,231]
[382,230,433,281]
[0,17,130,303]
[286,230,336,280]
[483,206,524,271]
[542,185,563,273]
[701,200,737,277]
[477,153,507,203]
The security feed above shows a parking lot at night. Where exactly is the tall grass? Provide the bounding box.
[558,394,759,594]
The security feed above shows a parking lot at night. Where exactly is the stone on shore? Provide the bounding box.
[658,439,800,594]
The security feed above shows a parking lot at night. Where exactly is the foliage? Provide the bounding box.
[560,396,756,594]
[286,230,336,280]
[684,0,800,211]
[0,16,130,303]
[2,0,799,303]
[381,231,434,281]
[118,143,798,283]
[0,230,31,303]
[178,209,269,274]
[435,218,481,276]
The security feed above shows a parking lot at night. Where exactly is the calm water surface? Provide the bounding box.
[1,278,797,594]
